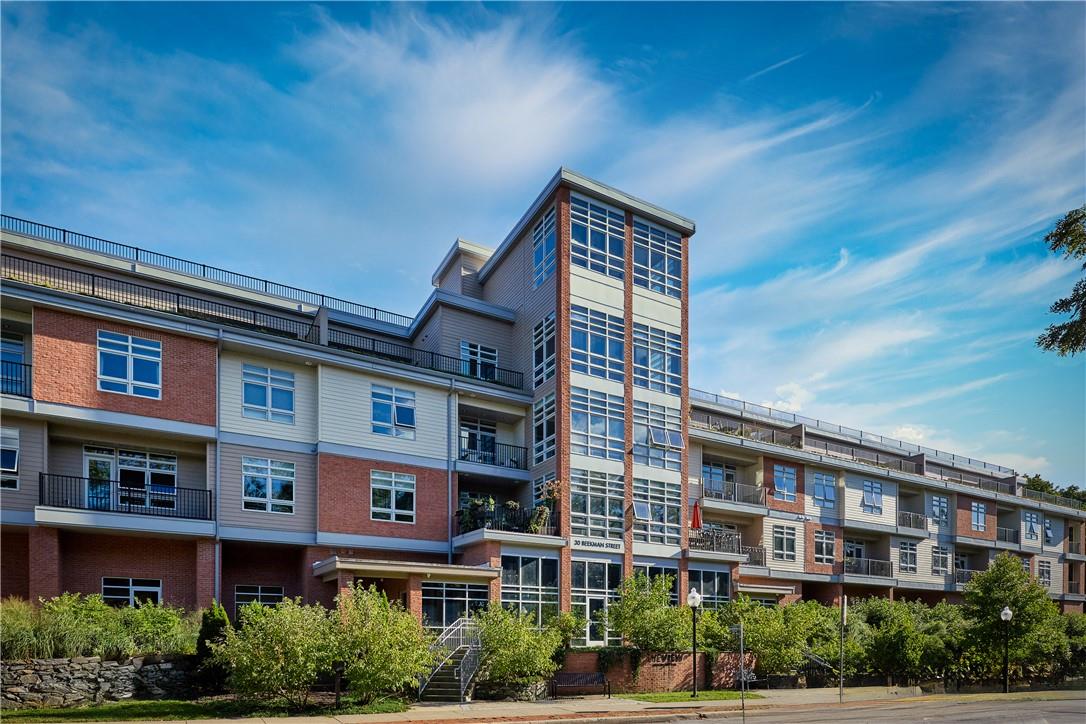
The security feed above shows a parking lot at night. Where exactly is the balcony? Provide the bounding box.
[689,529,743,555]
[39,473,214,521]
[844,557,893,578]
[1,361,31,397]
[954,569,979,584]
[1069,541,1082,555]
[457,441,529,471]
[807,437,921,475]
[897,511,928,530]
[689,411,801,448]
[702,481,766,506]
[742,545,767,567]
[997,527,1020,544]
[1069,581,1081,595]
[456,505,557,537]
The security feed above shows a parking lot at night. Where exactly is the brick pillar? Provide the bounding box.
[28,526,61,602]
[195,539,218,610]
[406,574,423,623]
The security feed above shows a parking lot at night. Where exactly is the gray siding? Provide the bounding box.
[218,443,317,532]
[0,417,46,511]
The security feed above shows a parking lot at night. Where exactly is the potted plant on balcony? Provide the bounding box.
[458,495,496,533]
[527,504,551,535]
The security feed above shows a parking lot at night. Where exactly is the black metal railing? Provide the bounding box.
[701,480,766,506]
[456,506,557,536]
[39,473,213,521]
[997,527,1020,544]
[458,441,529,470]
[689,529,743,555]
[897,511,928,530]
[1,361,31,397]
[742,545,767,566]
[689,411,801,448]
[954,569,978,584]
[2,214,414,327]
[844,557,893,578]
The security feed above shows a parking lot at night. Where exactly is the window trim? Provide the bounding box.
[930,495,949,525]
[1,427,19,491]
[632,217,682,298]
[898,541,918,574]
[1038,560,1052,587]
[814,529,835,565]
[970,501,986,532]
[241,363,296,424]
[632,322,682,396]
[242,456,296,515]
[772,524,797,562]
[460,341,499,381]
[813,471,836,509]
[861,480,883,515]
[772,464,797,503]
[570,305,625,382]
[370,469,417,524]
[532,313,556,388]
[234,584,285,617]
[932,545,950,575]
[532,206,557,288]
[371,384,416,440]
[533,393,556,464]
[570,194,625,280]
[96,330,162,399]
[101,576,162,607]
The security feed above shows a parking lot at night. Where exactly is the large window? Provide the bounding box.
[1025,511,1040,541]
[570,387,624,460]
[117,449,178,508]
[570,195,625,280]
[460,341,498,381]
[814,530,835,565]
[930,495,949,525]
[533,471,556,507]
[421,582,488,630]
[1,427,19,490]
[861,480,883,515]
[533,313,556,388]
[371,385,416,440]
[533,393,556,464]
[242,457,295,514]
[242,364,295,424]
[632,218,682,298]
[532,207,557,288]
[773,464,797,503]
[899,541,917,574]
[501,555,559,627]
[632,477,682,545]
[932,545,950,575]
[772,524,797,561]
[371,470,415,523]
[971,501,986,532]
[571,560,623,646]
[235,585,284,617]
[1044,518,1055,546]
[570,469,624,539]
[102,577,161,607]
[97,330,161,399]
[632,400,682,471]
[459,416,497,464]
[813,471,836,509]
[688,569,730,608]
[1038,560,1052,587]
[570,305,624,382]
[634,564,679,603]
[701,457,736,496]
[632,323,682,395]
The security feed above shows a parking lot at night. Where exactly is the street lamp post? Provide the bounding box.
[688,587,702,698]
[1000,606,1013,693]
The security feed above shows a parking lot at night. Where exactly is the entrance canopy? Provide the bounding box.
[311,556,500,583]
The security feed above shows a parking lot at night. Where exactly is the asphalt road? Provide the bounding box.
[699,698,1086,723]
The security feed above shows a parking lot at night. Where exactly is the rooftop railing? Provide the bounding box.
[806,437,921,475]
[2,214,414,327]
[1022,487,1086,512]
[39,473,213,521]
[689,410,801,448]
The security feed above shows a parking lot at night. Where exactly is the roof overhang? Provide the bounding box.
[431,238,495,287]
[311,556,500,583]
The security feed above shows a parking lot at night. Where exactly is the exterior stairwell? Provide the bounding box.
[418,618,481,703]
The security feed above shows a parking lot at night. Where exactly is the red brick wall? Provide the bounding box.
[555,185,573,612]
[32,308,217,426]
[1,527,30,599]
[221,541,304,616]
[560,651,755,693]
[457,540,502,602]
[805,522,843,576]
[764,457,804,514]
[956,495,996,541]
[317,454,449,541]
[29,526,60,601]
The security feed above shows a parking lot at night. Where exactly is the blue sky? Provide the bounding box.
[3,2,1084,485]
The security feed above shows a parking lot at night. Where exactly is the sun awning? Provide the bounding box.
[311,556,500,583]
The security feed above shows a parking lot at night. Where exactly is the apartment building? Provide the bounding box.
[1,169,1083,650]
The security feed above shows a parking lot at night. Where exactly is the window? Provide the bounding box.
[899,541,917,574]
[533,393,556,464]
[932,545,950,575]
[773,464,797,503]
[242,457,295,514]
[846,540,866,560]
[633,477,682,545]
[634,564,679,604]
[930,495,949,525]
[1,331,25,394]
[501,555,559,627]
[533,313,556,387]
[570,305,624,382]
[702,458,737,496]
[1021,556,1030,574]
[632,218,682,298]
[1044,518,1055,546]
[117,449,177,508]
[571,560,623,646]
[235,585,284,617]
[813,471,836,509]
[371,384,415,439]
[97,330,161,398]
[632,323,682,395]
[632,400,682,471]
[772,525,797,561]
[570,387,624,460]
[1024,511,1039,541]
[1038,560,1052,587]
[861,480,883,515]
[688,569,730,608]
[242,364,295,424]
[459,416,497,464]
[570,194,625,280]
[1,427,19,490]
[814,530,835,565]
[532,206,557,287]
[102,577,161,607]
[460,341,498,381]
[971,501,986,532]
[570,469,624,539]
[421,582,489,630]
[371,470,416,523]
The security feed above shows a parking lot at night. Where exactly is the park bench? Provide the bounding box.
[550,671,611,698]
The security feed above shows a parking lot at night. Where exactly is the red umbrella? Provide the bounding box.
[690,501,702,530]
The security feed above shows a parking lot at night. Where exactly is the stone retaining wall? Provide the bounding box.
[1,655,196,709]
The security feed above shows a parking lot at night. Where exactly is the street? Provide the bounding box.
[699,698,1086,723]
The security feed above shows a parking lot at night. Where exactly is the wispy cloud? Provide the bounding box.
[742,52,806,82]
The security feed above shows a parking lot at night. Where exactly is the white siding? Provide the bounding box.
[843,473,897,526]
[804,467,841,518]
[892,536,943,584]
[763,520,804,572]
[219,352,318,444]
[1037,554,1063,594]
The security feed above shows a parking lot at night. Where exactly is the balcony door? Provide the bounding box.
[460,417,497,465]
[84,451,114,511]
[845,540,866,560]
[1,331,24,395]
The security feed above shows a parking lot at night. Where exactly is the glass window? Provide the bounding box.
[570,194,625,280]
[813,471,836,509]
[421,582,489,630]
[861,480,883,515]
[932,545,950,575]
[1044,518,1054,546]
[634,565,679,604]
[570,560,623,646]
[688,569,730,608]
[632,323,682,396]
[97,330,162,399]
[570,469,624,540]
[234,585,284,617]
[632,400,682,471]
[772,525,797,561]
[500,555,560,627]
[533,313,556,388]
[460,341,498,381]
[971,501,986,531]
[1038,560,1052,587]
[532,207,557,287]
[242,457,295,514]
[533,393,556,464]
[1,427,19,490]
[1025,511,1039,540]
[899,541,917,574]
[570,387,624,461]
[459,416,497,464]
[701,458,737,496]
[930,495,949,524]
[372,384,416,439]
[773,464,797,503]
[371,470,416,523]
[533,472,556,507]
[570,305,624,382]
[632,477,682,546]
[242,364,295,424]
[814,530,835,564]
[101,577,161,607]
[117,449,178,509]
[632,218,682,298]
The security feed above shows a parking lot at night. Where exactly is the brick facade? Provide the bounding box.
[956,494,997,541]
[804,521,844,576]
[764,457,805,514]
[1,527,30,599]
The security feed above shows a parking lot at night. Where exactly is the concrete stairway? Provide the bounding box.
[419,647,469,702]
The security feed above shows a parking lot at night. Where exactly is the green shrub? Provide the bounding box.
[194,601,232,692]
[334,584,434,704]
[476,605,561,685]
[211,598,336,709]
[1,597,41,659]
[601,573,689,651]
[120,601,199,656]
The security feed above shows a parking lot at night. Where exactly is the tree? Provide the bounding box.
[706,596,808,676]
[600,573,688,651]
[475,605,562,686]
[1037,205,1086,356]
[1023,473,1086,506]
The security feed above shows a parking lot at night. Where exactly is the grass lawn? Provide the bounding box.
[621,690,764,703]
[0,697,408,722]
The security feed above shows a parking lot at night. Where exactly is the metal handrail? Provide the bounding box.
[458,440,529,470]
[844,557,893,578]
[419,618,480,699]
[689,529,742,554]
[701,480,765,506]
[997,527,1020,544]
[1,361,31,397]
[2,214,414,327]
[457,624,482,702]
[456,506,556,536]
[742,545,767,566]
[954,569,978,584]
[1022,487,1086,512]
[807,437,921,475]
[39,473,213,521]
[690,410,800,448]
[897,511,928,530]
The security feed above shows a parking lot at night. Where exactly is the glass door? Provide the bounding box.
[586,596,607,646]
[84,453,114,511]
